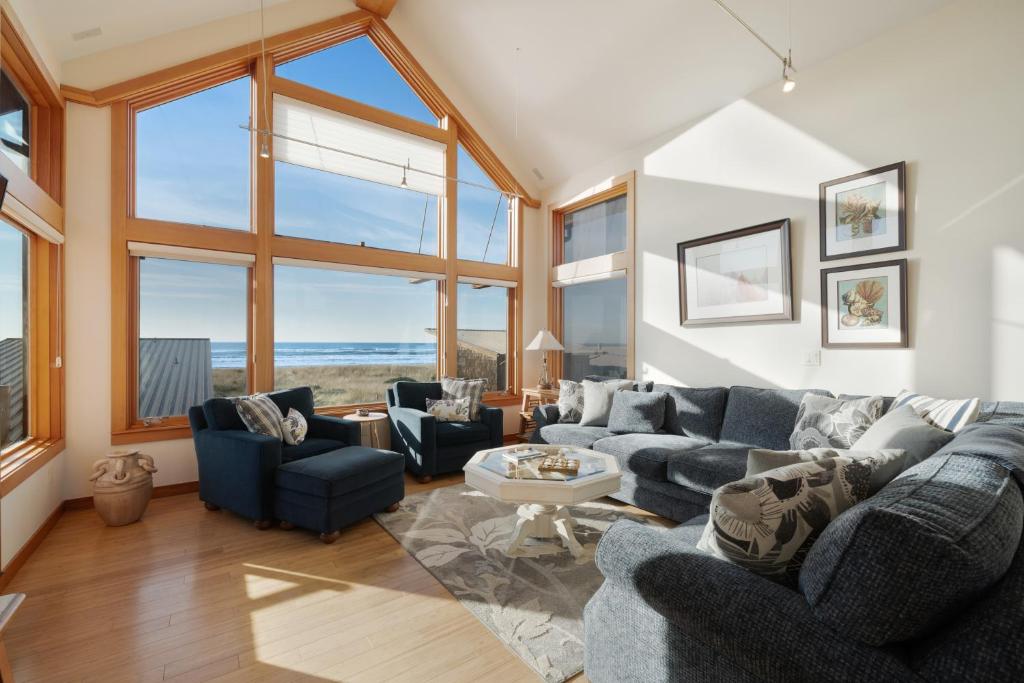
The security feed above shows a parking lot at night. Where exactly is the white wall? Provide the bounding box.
[539,0,1024,402]
[0,453,64,569]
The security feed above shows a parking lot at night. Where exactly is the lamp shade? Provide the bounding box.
[526,330,564,352]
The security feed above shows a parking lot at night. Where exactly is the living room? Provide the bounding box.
[0,0,1022,680]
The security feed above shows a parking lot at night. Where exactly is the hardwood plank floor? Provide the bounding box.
[4,473,630,682]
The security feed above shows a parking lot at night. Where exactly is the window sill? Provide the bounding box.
[1,438,65,497]
[112,424,193,445]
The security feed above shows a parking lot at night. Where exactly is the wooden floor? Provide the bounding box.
[4,473,606,682]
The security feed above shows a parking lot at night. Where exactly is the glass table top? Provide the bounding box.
[477,447,608,481]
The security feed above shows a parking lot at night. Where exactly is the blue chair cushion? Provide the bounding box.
[275,447,405,498]
[435,421,490,446]
[267,387,315,419]
[281,438,346,463]
[592,433,708,481]
[720,386,831,450]
[394,381,443,411]
[654,384,728,441]
[533,425,613,449]
[665,445,749,495]
[800,425,1024,646]
[203,387,316,431]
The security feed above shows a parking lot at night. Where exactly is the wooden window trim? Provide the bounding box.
[110,12,527,442]
[548,172,636,382]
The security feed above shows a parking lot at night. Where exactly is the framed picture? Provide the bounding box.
[819,161,905,261]
[677,219,793,325]
[820,259,908,348]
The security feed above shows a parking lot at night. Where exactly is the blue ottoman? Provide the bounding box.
[274,446,405,543]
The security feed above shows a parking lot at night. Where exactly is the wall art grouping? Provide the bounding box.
[676,161,909,348]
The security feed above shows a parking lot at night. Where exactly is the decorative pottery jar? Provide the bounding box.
[90,450,158,526]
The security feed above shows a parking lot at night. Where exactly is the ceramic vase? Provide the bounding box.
[90,450,158,526]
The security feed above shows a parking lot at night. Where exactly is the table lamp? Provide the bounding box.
[526,330,564,390]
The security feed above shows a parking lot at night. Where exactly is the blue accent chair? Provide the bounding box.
[386,381,504,482]
[188,386,362,528]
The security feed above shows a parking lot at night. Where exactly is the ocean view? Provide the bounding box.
[211,341,437,368]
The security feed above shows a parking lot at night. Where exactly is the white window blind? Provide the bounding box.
[457,275,517,288]
[551,268,626,288]
[128,242,256,266]
[273,95,446,196]
[2,195,64,244]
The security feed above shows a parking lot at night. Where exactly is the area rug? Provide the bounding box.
[373,484,669,682]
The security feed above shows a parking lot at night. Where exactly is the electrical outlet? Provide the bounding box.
[802,349,821,367]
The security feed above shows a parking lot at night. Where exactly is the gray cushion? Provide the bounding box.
[853,404,954,470]
[585,375,653,392]
[580,379,633,426]
[800,433,1024,646]
[666,446,749,496]
[534,424,613,449]
[607,391,667,434]
[977,401,1024,428]
[654,384,728,442]
[593,433,707,481]
[720,386,831,450]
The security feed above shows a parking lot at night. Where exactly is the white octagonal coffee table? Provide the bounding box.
[464,444,622,558]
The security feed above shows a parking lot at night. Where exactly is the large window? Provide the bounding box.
[458,145,509,264]
[0,222,28,448]
[137,257,249,419]
[457,283,510,392]
[274,265,438,406]
[0,70,30,174]
[135,77,252,229]
[563,194,626,262]
[560,278,627,381]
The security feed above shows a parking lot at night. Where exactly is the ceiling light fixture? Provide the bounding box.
[710,0,797,93]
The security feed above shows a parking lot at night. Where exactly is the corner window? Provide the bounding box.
[457,145,509,264]
[456,282,510,392]
[0,221,28,448]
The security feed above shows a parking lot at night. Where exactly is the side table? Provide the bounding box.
[518,387,560,442]
[343,412,391,450]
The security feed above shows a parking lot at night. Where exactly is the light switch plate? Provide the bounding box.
[802,349,821,367]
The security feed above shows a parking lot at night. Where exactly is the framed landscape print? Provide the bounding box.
[819,161,905,261]
[677,219,793,325]
[820,259,908,348]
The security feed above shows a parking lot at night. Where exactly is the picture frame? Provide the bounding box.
[820,259,908,349]
[819,161,906,261]
[677,219,793,326]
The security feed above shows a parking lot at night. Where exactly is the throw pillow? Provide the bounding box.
[580,379,633,426]
[607,391,667,434]
[234,393,285,440]
[888,390,980,432]
[853,404,955,470]
[697,454,888,579]
[746,447,909,495]
[441,376,487,421]
[790,394,884,450]
[280,407,308,446]
[426,397,471,422]
[585,375,654,392]
[557,379,584,423]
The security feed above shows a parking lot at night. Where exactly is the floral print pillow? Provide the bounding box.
[790,394,884,450]
[426,397,471,422]
[557,379,585,424]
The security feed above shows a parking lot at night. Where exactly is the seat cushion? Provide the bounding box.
[800,425,1024,646]
[435,420,490,446]
[720,386,831,450]
[593,433,707,481]
[534,424,613,449]
[393,381,443,411]
[666,446,749,495]
[280,437,346,463]
[276,447,405,498]
[655,385,728,442]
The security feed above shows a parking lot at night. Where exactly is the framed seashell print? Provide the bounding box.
[819,161,906,261]
[821,259,908,348]
[677,219,793,325]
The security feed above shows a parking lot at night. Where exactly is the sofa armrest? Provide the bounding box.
[594,520,914,680]
[478,403,504,446]
[389,406,437,474]
[193,429,281,521]
[533,403,560,428]
[307,414,361,446]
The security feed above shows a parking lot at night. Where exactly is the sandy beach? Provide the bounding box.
[212,363,436,405]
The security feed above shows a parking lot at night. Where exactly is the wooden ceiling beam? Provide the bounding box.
[355,0,399,20]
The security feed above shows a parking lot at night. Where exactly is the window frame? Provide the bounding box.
[548,172,636,383]
[0,6,65,495]
[109,14,530,443]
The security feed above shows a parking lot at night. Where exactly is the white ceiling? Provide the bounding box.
[33,0,952,188]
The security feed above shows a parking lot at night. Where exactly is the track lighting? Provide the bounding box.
[782,53,796,93]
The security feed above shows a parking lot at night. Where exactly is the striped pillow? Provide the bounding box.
[889,390,980,433]
[234,394,284,440]
[441,377,487,421]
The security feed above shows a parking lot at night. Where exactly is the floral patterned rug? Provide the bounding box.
[373,484,668,682]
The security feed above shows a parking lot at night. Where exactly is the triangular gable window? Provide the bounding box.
[457,144,509,264]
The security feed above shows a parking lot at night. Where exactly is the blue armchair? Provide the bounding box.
[188,386,361,527]
[386,381,503,482]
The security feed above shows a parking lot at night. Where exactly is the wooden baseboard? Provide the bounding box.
[64,480,199,511]
[0,502,63,592]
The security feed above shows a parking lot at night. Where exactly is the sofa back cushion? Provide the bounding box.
[393,381,443,412]
[607,391,667,434]
[719,387,831,450]
[799,424,1024,646]
[654,385,727,442]
[267,387,315,419]
[202,387,315,432]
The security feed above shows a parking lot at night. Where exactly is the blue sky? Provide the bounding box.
[133,36,508,343]
[0,222,25,340]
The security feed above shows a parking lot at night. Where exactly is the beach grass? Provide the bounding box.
[212,363,436,405]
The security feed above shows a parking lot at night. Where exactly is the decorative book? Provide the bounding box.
[503,448,544,463]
